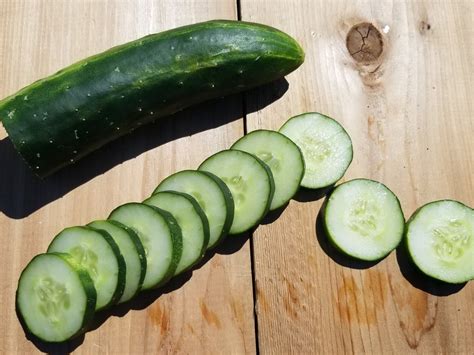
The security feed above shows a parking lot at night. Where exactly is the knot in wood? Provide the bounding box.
[346,23,383,63]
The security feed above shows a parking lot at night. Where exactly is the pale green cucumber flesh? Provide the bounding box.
[324,179,405,261]
[108,203,182,289]
[198,149,275,234]
[279,112,353,189]
[88,220,146,303]
[231,129,304,210]
[406,200,474,284]
[144,191,210,274]
[154,170,234,249]
[16,253,96,343]
[0,20,304,177]
[47,226,125,310]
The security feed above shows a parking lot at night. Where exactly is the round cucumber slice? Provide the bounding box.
[231,129,304,210]
[144,191,210,274]
[88,220,147,303]
[279,112,353,189]
[47,226,126,310]
[108,203,183,289]
[405,200,474,284]
[199,149,275,234]
[323,179,405,261]
[16,253,96,343]
[154,170,234,249]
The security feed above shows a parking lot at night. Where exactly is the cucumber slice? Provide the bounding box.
[88,220,147,303]
[108,203,182,289]
[405,200,474,284]
[198,149,275,234]
[47,226,126,310]
[279,112,353,189]
[231,129,304,210]
[154,170,234,249]
[323,179,405,261]
[144,191,210,274]
[16,253,96,343]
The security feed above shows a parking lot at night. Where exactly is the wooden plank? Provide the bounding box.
[241,0,473,353]
[0,1,256,353]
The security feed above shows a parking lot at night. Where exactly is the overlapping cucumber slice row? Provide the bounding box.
[19,111,471,344]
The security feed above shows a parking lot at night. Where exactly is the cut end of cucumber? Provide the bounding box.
[324,179,405,261]
[16,253,96,343]
[231,129,304,210]
[199,149,274,234]
[154,170,234,249]
[406,200,474,284]
[279,112,353,189]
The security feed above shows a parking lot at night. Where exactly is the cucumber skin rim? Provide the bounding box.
[404,199,474,284]
[230,129,305,210]
[105,219,147,298]
[16,252,97,344]
[47,225,126,311]
[108,202,183,290]
[197,170,235,248]
[279,112,353,190]
[153,169,235,249]
[146,190,210,273]
[199,149,275,235]
[323,178,405,262]
[84,226,127,309]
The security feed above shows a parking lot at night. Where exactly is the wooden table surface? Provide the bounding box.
[0,0,472,354]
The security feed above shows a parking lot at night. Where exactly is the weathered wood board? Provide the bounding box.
[0,0,472,353]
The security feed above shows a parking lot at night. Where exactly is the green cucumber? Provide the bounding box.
[199,149,275,234]
[154,170,234,249]
[144,191,210,274]
[323,179,405,261]
[87,220,147,303]
[280,112,353,189]
[231,129,304,210]
[16,253,96,343]
[405,200,474,284]
[0,20,304,177]
[108,203,183,289]
[47,226,126,310]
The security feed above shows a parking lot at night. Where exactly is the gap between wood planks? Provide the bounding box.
[236,0,260,353]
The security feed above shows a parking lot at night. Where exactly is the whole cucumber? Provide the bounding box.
[0,20,304,177]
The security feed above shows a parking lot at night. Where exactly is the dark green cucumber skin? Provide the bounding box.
[0,20,304,177]
[199,149,275,235]
[145,191,210,273]
[322,178,405,261]
[108,202,183,289]
[405,199,473,283]
[105,219,147,294]
[153,169,235,249]
[47,226,126,310]
[197,170,235,248]
[16,253,97,343]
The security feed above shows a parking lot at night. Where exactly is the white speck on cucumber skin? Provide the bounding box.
[138,107,143,112]
[74,130,79,139]
[114,67,121,73]
[75,108,79,112]
[210,83,215,88]
[33,113,37,118]
[81,117,86,121]
[7,109,15,119]
[73,150,77,154]
[87,93,91,97]
[36,166,40,170]
[23,95,28,101]
[36,153,41,158]
[49,139,54,143]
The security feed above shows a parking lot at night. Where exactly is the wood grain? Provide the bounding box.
[1,0,473,354]
[241,0,473,353]
[0,1,256,353]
